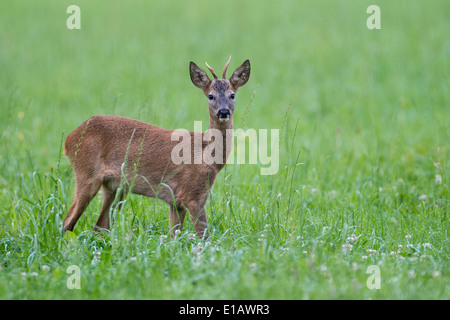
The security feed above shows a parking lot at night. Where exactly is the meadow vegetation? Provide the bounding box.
[0,0,448,299]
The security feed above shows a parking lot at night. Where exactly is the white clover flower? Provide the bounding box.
[342,244,353,253]
[432,270,441,278]
[435,174,442,185]
[257,238,264,247]
[405,235,411,240]
[347,234,357,244]
[188,233,196,241]
[418,194,427,201]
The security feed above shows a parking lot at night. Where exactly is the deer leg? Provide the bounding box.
[187,201,209,238]
[94,186,124,231]
[169,205,186,237]
[63,178,102,232]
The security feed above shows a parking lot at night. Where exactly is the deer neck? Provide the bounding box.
[204,117,233,171]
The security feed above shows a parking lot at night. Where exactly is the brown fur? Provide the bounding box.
[63,59,250,237]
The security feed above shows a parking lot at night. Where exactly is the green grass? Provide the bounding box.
[0,0,449,299]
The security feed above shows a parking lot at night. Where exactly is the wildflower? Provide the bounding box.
[435,174,442,185]
[342,244,353,253]
[311,188,318,196]
[130,257,137,262]
[432,270,441,278]
[347,234,357,244]
[362,255,368,260]
[418,194,427,201]
[18,133,24,140]
[257,237,264,247]
[160,235,168,242]
[405,235,411,240]
[188,233,196,241]
[407,244,413,249]
[408,270,416,278]
[424,243,432,249]
[42,265,51,272]
[433,162,440,169]
[18,111,25,119]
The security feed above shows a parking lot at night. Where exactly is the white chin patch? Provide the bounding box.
[218,116,230,122]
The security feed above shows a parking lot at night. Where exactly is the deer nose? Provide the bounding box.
[217,109,230,121]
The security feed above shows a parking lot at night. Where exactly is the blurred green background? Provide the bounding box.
[2,0,448,171]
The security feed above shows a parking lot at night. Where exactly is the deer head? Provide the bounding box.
[190,57,250,125]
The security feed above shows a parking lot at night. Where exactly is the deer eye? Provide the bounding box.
[208,94,215,101]
[230,93,235,99]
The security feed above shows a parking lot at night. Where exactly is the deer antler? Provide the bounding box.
[205,62,218,80]
[222,56,231,79]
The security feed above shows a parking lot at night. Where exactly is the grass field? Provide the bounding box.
[0,0,449,299]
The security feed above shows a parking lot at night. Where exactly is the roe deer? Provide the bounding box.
[63,57,250,238]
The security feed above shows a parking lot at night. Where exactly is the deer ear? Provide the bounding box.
[229,60,250,91]
[190,62,211,91]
